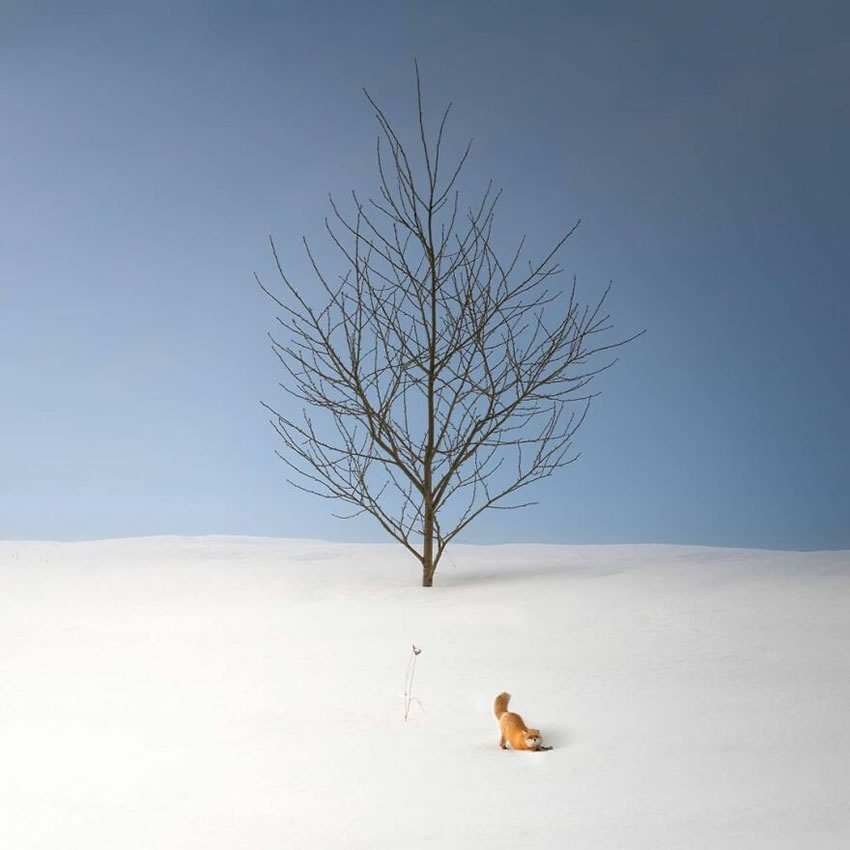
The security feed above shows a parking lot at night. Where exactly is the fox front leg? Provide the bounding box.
[499,734,507,749]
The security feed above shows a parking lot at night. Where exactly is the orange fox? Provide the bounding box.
[494,691,550,751]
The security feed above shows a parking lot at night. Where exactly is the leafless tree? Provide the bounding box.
[257,70,640,586]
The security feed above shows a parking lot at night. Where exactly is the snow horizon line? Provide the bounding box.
[2,533,847,554]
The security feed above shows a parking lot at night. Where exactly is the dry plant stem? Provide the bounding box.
[258,64,642,586]
[403,644,422,722]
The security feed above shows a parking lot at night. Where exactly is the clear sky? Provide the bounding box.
[2,0,848,549]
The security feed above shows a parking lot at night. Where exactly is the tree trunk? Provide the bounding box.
[422,564,434,587]
[422,501,435,587]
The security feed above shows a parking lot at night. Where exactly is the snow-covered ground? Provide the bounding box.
[1,537,848,848]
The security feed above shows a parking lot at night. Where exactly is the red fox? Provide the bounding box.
[493,691,550,751]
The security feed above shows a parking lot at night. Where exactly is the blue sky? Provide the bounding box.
[1,0,848,549]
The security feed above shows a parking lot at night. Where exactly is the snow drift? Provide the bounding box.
[2,537,848,848]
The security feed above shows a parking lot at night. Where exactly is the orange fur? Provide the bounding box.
[493,691,545,751]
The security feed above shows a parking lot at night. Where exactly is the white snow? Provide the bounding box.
[1,537,848,848]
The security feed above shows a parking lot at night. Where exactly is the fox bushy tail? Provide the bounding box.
[494,691,511,719]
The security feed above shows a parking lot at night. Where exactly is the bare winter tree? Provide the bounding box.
[257,71,640,586]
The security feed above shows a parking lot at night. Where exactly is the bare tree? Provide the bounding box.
[257,70,640,587]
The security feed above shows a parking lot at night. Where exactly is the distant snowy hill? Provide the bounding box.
[2,538,848,849]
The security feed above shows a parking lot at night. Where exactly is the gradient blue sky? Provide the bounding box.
[2,0,848,548]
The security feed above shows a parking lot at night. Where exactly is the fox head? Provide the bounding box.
[525,729,542,750]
